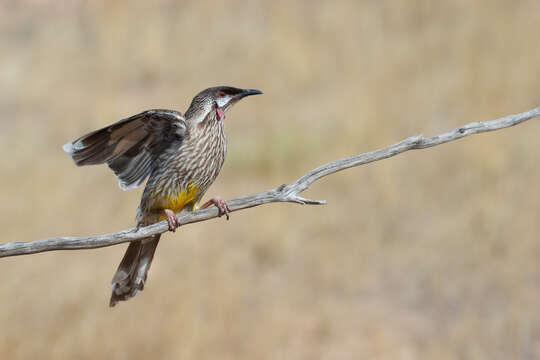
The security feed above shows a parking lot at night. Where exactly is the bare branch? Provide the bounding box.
[2,106,539,258]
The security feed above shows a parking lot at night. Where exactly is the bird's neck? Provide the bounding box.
[186,108,223,132]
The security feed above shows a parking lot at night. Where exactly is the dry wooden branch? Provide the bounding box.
[2,106,539,258]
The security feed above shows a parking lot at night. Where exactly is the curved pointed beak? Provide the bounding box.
[237,89,263,99]
[221,88,263,115]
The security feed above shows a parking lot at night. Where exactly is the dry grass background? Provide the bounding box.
[1,0,540,359]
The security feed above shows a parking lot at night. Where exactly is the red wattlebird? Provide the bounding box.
[63,86,262,306]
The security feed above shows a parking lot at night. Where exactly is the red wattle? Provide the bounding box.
[216,108,225,120]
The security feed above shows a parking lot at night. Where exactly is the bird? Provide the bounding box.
[63,86,263,306]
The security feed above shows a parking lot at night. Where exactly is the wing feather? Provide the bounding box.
[63,109,186,190]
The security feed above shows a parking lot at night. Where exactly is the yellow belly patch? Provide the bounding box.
[153,183,200,220]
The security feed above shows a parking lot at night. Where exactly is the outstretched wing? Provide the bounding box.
[63,109,186,190]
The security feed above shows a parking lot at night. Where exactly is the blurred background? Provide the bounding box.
[1,0,540,359]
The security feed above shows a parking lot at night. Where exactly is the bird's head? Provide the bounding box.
[185,86,263,123]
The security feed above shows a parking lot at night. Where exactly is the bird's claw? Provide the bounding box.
[201,196,231,220]
[214,197,231,220]
[164,209,181,232]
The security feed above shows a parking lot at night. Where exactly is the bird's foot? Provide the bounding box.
[164,209,181,232]
[200,196,231,220]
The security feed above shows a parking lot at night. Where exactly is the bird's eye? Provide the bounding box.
[218,91,226,98]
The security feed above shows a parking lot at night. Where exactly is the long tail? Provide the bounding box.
[109,235,160,307]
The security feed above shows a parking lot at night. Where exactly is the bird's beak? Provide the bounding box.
[236,89,263,99]
[219,89,263,117]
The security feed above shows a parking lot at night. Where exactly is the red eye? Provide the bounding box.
[218,91,226,97]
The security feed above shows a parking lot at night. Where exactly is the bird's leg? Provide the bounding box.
[164,209,181,232]
[200,196,231,220]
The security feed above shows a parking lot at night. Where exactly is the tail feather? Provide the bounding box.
[109,235,160,307]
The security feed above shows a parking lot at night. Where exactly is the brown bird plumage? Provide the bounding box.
[63,86,262,306]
